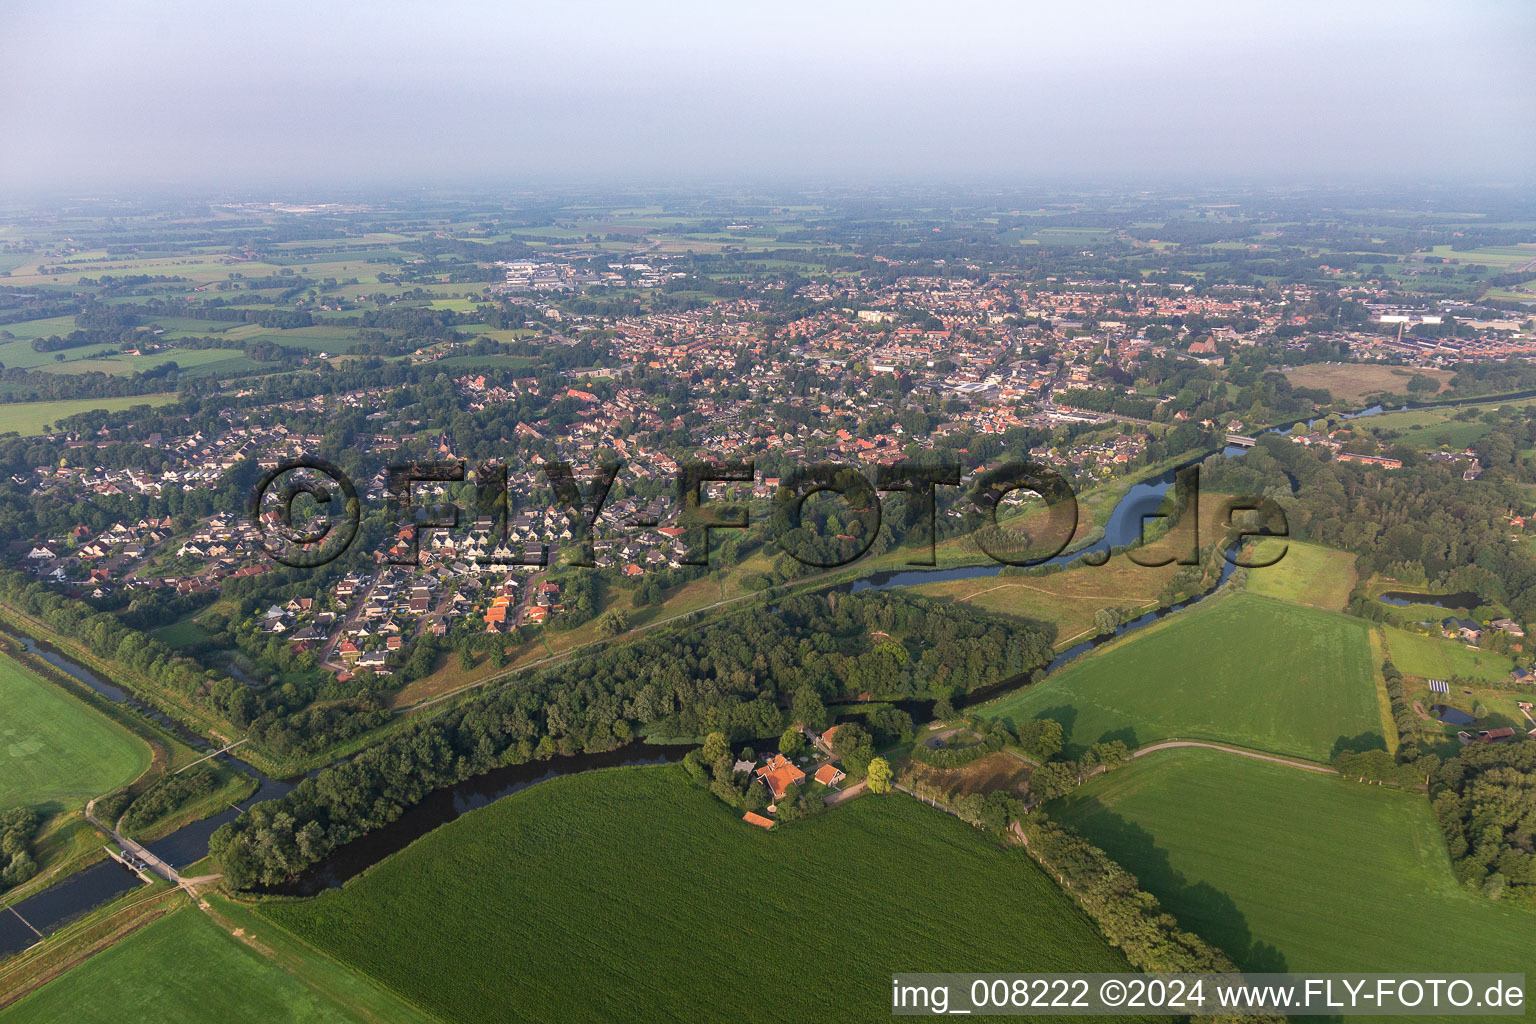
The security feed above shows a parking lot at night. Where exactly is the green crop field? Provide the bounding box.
[1423,243,1536,267]
[1242,539,1357,611]
[0,394,178,436]
[981,593,1384,761]
[260,766,1139,1023]
[0,653,150,813]
[1381,626,1515,684]
[1053,749,1536,976]
[0,316,78,342]
[0,901,436,1024]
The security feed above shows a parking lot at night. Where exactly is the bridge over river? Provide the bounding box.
[84,799,183,886]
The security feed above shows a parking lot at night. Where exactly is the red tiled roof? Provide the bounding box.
[754,754,806,800]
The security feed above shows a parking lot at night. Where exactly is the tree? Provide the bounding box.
[1016,717,1064,761]
[779,726,805,758]
[1085,740,1131,771]
[701,731,730,765]
[791,686,827,730]
[867,756,893,794]
[1029,761,1078,801]
[932,690,956,721]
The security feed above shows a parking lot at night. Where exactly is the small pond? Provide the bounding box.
[1377,591,1481,611]
[1430,704,1477,726]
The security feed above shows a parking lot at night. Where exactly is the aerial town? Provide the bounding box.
[2,2,1535,1015]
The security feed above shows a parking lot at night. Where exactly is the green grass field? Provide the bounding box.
[429,354,537,371]
[1357,410,1498,450]
[981,593,1384,761]
[260,766,1137,1023]
[1380,626,1515,684]
[149,616,217,649]
[0,342,246,376]
[0,653,150,814]
[0,394,179,435]
[1242,539,1357,611]
[1053,749,1536,975]
[0,901,436,1024]
[909,553,1183,647]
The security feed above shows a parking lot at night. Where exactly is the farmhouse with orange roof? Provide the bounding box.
[754,754,805,801]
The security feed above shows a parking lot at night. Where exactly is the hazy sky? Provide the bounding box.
[2,0,1532,190]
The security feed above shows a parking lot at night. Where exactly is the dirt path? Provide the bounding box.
[824,779,866,805]
[1131,740,1337,774]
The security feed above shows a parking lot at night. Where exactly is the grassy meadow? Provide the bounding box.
[260,765,1137,1023]
[981,593,1385,761]
[1053,749,1536,977]
[1284,363,1449,403]
[1353,408,1500,450]
[0,901,435,1024]
[908,495,1239,646]
[1381,626,1515,684]
[1241,538,1357,611]
[0,654,150,814]
[909,555,1183,647]
[0,395,179,436]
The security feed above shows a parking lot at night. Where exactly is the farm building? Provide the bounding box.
[813,764,846,788]
[754,754,805,801]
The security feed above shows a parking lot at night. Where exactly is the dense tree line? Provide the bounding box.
[1018,811,1285,1020]
[0,365,189,404]
[120,763,222,833]
[1431,739,1536,903]
[0,808,41,892]
[211,590,1055,887]
[908,718,1013,769]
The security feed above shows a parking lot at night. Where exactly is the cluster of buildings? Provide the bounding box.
[740,725,851,830]
[10,244,1536,695]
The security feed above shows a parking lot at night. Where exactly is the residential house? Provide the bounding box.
[1443,617,1483,644]
[754,754,806,801]
[813,764,846,788]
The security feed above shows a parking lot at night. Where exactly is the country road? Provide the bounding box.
[1131,740,1338,774]
[1013,739,1338,811]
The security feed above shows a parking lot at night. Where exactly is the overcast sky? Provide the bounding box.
[2,0,1532,191]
